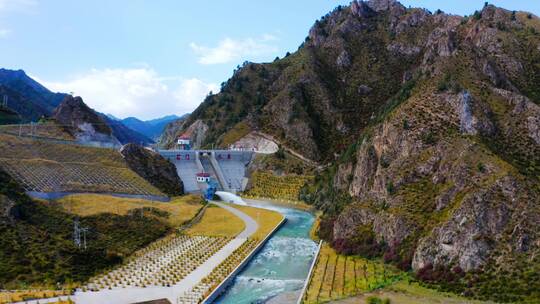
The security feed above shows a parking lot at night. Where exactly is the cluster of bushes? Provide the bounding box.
[332,225,383,258]
[367,296,391,304]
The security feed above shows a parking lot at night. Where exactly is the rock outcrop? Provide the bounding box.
[53,95,119,144]
[158,117,208,150]
[120,144,183,196]
[158,1,540,301]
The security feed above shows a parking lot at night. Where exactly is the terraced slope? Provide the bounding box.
[0,133,163,196]
[245,171,313,202]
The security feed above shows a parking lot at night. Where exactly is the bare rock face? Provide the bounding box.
[357,84,373,95]
[158,118,208,150]
[494,88,540,145]
[0,195,15,222]
[158,118,188,149]
[351,0,375,18]
[333,204,375,240]
[53,95,119,144]
[366,0,405,14]
[233,132,278,153]
[336,50,352,68]
[423,27,457,65]
[184,120,209,149]
[412,176,529,272]
[394,8,430,34]
[120,143,183,196]
[387,42,421,56]
[349,143,378,200]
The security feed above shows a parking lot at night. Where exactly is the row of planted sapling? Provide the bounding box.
[83,234,231,291]
[176,238,259,303]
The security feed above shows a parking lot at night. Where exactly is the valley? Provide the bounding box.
[0,0,539,303]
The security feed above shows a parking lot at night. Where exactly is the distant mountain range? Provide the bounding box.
[120,114,185,140]
[0,68,66,122]
[0,68,186,145]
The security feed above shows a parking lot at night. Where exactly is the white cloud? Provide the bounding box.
[0,28,10,38]
[39,67,218,120]
[190,35,278,65]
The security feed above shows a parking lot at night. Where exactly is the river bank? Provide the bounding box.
[213,200,317,304]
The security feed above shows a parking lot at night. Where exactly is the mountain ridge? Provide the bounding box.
[160,1,540,302]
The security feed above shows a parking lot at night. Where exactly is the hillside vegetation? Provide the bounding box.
[0,169,178,290]
[164,0,540,302]
[244,171,313,202]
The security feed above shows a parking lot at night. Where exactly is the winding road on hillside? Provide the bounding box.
[14,201,258,304]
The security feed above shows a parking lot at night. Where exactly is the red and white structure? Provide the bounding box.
[196,172,211,183]
[177,134,191,150]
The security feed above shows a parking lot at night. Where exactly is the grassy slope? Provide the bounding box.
[231,205,283,239]
[186,203,283,239]
[186,204,245,237]
[54,194,202,227]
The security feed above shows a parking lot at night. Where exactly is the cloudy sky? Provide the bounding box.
[1,0,539,120]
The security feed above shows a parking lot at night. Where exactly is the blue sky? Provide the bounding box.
[0,0,539,119]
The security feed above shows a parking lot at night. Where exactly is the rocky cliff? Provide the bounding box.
[172,0,540,302]
[53,95,119,144]
[120,143,183,196]
[158,117,209,150]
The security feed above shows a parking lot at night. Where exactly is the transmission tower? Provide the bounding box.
[73,219,81,248]
[73,219,89,250]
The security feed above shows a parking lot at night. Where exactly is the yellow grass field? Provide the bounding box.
[303,244,401,304]
[0,290,71,304]
[55,193,203,227]
[232,205,284,239]
[186,204,246,237]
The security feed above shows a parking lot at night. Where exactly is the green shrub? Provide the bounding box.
[367,296,391,304]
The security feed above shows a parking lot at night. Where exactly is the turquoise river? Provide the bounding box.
[214,201,317,304]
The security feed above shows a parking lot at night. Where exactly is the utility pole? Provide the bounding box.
[2,95,7,108]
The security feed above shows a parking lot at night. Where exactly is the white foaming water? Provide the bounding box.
[214,203,316,304]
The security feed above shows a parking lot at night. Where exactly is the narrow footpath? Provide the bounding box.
[13,201,258,304]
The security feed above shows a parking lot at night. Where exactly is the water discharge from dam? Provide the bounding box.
[214,201,317,304]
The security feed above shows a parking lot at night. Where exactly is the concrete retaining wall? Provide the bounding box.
[296,240,323,304]
[201,217,287,304]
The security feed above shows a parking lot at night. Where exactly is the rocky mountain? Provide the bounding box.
[122,114,182,141]
[53,95,152,145]
[120,143,184,196]
[53,95,119,144]
[158,117,212,150]
[0,69,152,145]
[0,69,67,122]
[168,1,540,302]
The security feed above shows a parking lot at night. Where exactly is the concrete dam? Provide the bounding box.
[159,150,254,194]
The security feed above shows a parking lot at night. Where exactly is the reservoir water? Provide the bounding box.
[214,201,317,304]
